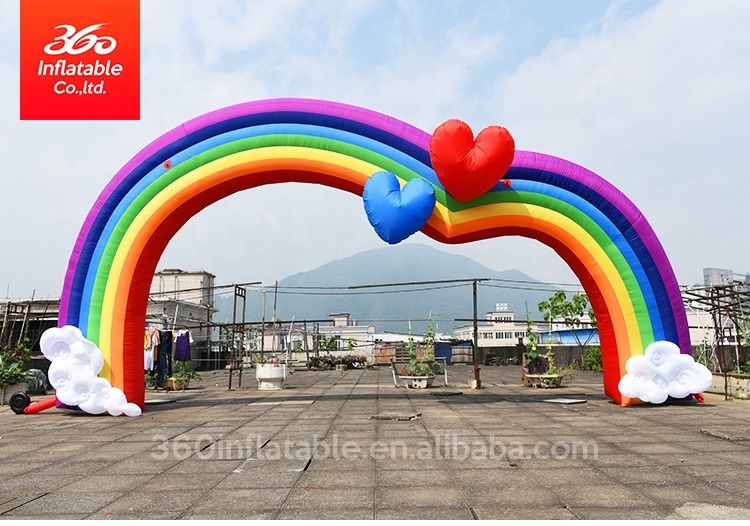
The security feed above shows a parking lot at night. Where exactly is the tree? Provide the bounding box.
[537,291,597,350]
[524,302,544,373]
[320,336,338,354]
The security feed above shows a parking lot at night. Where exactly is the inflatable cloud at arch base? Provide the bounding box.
[25,97,706,416]
[618,341,712,404]
[24,326,142,416]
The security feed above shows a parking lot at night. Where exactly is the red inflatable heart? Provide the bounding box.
[430,119,515,202]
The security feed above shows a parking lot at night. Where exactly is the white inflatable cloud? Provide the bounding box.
[39,325,141,417]
[618,340,713,404]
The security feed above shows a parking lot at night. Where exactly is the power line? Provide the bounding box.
[348,278,490,289]
[148,275,592,304]
[486,277,583,288]
[149,280,261,297]
[274,283,473,296]
[482,282,582,294]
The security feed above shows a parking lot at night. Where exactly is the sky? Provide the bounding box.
[1,0,749,301]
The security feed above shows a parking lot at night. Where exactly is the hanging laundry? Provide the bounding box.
[144,327,160,371]
[156,329,173,387]
[174,330,193,361]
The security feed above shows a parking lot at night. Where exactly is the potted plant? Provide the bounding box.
[0,343,33,405]
[521,304,563,388]
[145,369,160,390]
[165,361,203,392]
[539,350,564,388]
[334,338,358,371]
[307,354,335,370]
[255,353,287,390]
[397,325,440,389]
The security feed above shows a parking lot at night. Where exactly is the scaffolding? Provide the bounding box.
[681,281,750,374]
[0,296,58,351]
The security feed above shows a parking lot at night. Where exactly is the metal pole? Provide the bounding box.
[272,281,278,359]
[208,310,215,371]
[261,290,266,356]
[238,285,246,388]
[472,279,481,389]
[303,320,310,365]
[229,286,237,391]
[0,300,10,347]
[17,290,35,347]
[314,322,319,357]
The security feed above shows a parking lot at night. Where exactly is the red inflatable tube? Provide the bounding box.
[23,396,58,414]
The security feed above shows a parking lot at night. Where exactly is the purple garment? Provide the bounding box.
[174,332,191,361]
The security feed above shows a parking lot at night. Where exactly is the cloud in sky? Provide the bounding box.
[1,0,748,303]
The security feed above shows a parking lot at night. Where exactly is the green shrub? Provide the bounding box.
[0,360,32,388]
[572,346,602,372]
[173,361,203,382]
[307,354,369,369]
[0,343,33,388]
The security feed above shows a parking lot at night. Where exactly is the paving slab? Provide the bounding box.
[667,502,750,520]
[375,505,476,519]
[277,507,375,520]
[572,506,673,520]
[376,469,454,487]
[297,469,375,488]
[375,486,467,508]
[282,486,373,509]
[4,491,123,516]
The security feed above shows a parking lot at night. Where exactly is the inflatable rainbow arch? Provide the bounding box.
[58,98,690,409]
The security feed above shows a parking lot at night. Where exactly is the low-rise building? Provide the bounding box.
[147,268,218,346]
[453,303,531,348]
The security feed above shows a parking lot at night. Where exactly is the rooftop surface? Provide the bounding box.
[2,364,750,520]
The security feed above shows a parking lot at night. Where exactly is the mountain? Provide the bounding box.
[214,244,555,335]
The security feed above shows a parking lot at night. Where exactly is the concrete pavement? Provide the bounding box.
[2,364,750,520]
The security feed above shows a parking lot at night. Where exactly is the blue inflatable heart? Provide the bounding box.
[363,171,436,244]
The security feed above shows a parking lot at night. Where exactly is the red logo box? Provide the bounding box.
[20,0,140,120]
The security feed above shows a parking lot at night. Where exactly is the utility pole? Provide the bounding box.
[472,279,481,389]
[260,290,266,356]
[272,280,279,358]
[303,320,310,364]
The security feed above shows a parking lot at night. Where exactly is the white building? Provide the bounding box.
[452,303,531,348]
[317,313,376,352]
[703,267,750,288]
[704,268,736,287]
